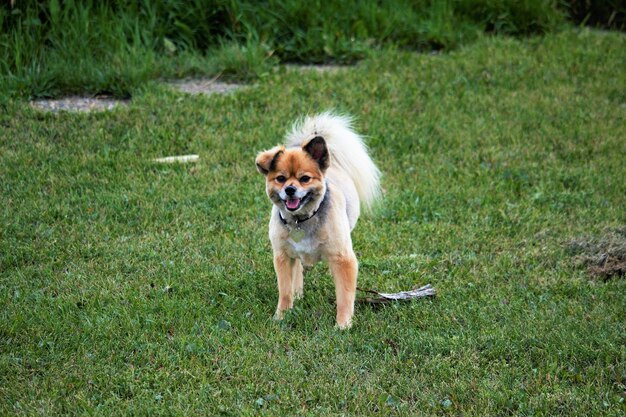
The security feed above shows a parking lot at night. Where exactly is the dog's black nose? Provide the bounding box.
[285,185,297,196]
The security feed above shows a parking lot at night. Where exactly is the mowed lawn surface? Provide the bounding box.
[1,29,625,415]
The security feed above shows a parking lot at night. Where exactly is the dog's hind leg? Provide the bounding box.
[292,258,304,300]
[329,252,358,329]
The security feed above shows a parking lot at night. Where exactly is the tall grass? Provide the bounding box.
[1,1,159,98]
[0,0,612,98]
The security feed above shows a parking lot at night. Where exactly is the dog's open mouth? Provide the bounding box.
[285,198,301,211]
[284,194,309,211]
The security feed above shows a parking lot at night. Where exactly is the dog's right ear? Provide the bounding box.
[255,146,284,175]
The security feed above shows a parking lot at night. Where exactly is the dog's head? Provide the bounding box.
[256,136,329,214]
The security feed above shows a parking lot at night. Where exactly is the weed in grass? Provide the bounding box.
[568,228,626,281]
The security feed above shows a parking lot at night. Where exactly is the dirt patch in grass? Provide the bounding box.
[29,79,245,113]
[567,227,626,280]
[30,96,129,113]
[165,78,245,96]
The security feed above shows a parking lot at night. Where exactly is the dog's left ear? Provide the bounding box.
[256,146,284,175]
[304,136,329,172]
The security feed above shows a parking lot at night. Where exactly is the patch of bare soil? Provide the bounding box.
[567,227,626,280]
[29,78,244,113]
[30,96,129,113]
[165,78,244,96]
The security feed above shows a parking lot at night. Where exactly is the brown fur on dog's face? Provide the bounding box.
[256,137,329,214]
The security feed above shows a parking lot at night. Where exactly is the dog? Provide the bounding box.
[255,112,381,329]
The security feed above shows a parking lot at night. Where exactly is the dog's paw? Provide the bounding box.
[293,288,304,300]
[334,320,353,330]
[273,310,285,321]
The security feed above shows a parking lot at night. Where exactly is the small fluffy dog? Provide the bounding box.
[255,112,380,328]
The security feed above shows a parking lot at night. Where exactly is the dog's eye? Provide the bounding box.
[300,176,311,183]
[275,175,287,183]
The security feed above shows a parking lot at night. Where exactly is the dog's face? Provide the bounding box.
[256,137,329,214]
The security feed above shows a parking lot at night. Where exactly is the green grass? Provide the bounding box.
[1,0,570,99]
[2,1,624,99]
[1,28,625,415]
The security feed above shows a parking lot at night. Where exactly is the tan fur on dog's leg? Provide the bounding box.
[329,253,358,329]
[273,253,294,320]
[292,258,304,300]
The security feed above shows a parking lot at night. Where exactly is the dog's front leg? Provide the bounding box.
[273,253,295,320]
[292,258,304,300]
[329,253,358,329]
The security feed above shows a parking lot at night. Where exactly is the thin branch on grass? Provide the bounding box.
[356,284,436,304]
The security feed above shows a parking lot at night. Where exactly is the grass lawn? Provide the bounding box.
[1,28,625,415]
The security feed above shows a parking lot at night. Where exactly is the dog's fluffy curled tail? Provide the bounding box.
[286,112,381,211]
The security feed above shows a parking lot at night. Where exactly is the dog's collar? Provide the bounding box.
[279,188,329,226]
[278,207,318,226]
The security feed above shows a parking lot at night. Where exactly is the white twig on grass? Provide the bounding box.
[357,284,436,304]
[153,155,199,164]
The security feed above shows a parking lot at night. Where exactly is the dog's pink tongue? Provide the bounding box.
[286,198,301,209]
